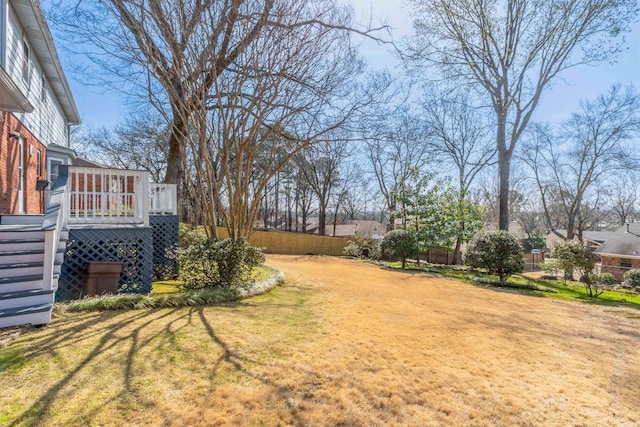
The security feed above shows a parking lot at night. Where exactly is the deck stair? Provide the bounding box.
[0,168,68,328]
[0,226,68,328]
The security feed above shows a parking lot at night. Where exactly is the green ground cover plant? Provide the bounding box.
[386,261,640,308]
[59,266,278,312]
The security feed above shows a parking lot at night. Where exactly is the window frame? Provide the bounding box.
[36,149,42,177]
[21,38,30,86]
[41,76,47,103]
[620,258,632,268]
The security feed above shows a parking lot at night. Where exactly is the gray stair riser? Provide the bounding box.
[0,231,46,241]
[0,310,52,328]
[0,293,54,310]
[0,266,44,278]
[0,252,45,264]
[0,215,45,226]
[0,242,46,252]
[0,278,43,292]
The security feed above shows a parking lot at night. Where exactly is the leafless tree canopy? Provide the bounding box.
[364,103,431,230]
[404,0,639,230]
[50,0,387,239]
[521,85,640,241]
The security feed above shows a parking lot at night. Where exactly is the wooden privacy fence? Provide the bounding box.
[216,228,351,256]
[418,249,455,265]
[523,253,545,271]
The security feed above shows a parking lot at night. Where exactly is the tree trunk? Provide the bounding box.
[453,238,462,265]
[318,207,327,236]
[497,115,510,231]
[164,114,185,185]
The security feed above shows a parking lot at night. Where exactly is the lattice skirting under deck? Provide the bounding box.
[150,215,179,280]
[57,227,153,300]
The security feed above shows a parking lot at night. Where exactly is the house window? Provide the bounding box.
[48,158,63,187]
[22,40,29,85]
[36,149,42,176]
[620,258,632,268]
[41,76,47,103]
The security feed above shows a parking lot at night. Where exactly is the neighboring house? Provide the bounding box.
[545,230,630,251]
[344,220,386,239]
[308,219,387,239]
[615,223,640,236]
[595,237,640,282]
[0,1,178,329]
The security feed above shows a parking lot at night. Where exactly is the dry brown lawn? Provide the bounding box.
[1,255,639,426]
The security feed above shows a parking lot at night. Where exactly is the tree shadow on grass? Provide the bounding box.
[2,286,321,427]
[5,308,187,426]
[192,306,311,427]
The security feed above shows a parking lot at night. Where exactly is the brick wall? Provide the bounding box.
[600,255,640,282]
[0,112,47,214]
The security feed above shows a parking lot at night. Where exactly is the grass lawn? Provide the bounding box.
[1,255,639,426]
[387,261,640,308]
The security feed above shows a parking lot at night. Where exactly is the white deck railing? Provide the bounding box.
[149,183,178,215]
[67,167,149,225]
[65,166,177,226]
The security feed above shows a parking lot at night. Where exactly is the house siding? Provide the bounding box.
[0,2,73,215]
[600,255,640,282]
[0,110,47,213]
[6,4,68,148]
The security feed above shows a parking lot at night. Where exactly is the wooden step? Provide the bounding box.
[0,249,44,263]
[0,214,44,226]
[0,303,52,328]
[0,262,44,278]
[0,275,43,292]
[0,289,54,310]
[0,228,45,241]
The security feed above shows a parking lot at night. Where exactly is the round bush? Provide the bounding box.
[464,230,524,283]
[593,272,616,286]
[343,236,381,259]
[623,269,640,287]
[381,229,417,269]
[177,238,264,289]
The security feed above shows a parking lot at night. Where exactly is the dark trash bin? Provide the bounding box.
[84,261,123,296]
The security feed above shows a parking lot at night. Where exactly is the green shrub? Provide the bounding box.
[177,238,264,289]
[179,223,207,249]
[623,269,640,287]
[551,241,600,296]
[527,229,546,250]
[541,260,560,276]
[381,229,418,269]
[343,236,381,259]
[550,241,597,280]
[463,230,524,284]
[593,272,616,287]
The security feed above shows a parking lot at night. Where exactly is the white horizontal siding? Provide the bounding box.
[5,3,68,147]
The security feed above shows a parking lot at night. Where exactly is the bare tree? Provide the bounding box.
[472,166,528,227]
[297,138,353,236]
[49,0,384,191]
[405,0,638,230]
[422,89,495,261]
[365,104,430,230]
[70,113,170,183]
[52,0,387,240]
[521,85,640,241]
[606,171,640,226]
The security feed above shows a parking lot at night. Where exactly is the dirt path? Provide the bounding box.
[261,255,640,426]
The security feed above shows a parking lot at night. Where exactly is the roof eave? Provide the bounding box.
[13,0,80,124]
[0,65,33,112]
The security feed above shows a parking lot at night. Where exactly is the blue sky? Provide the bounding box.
[62,0,640,129]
